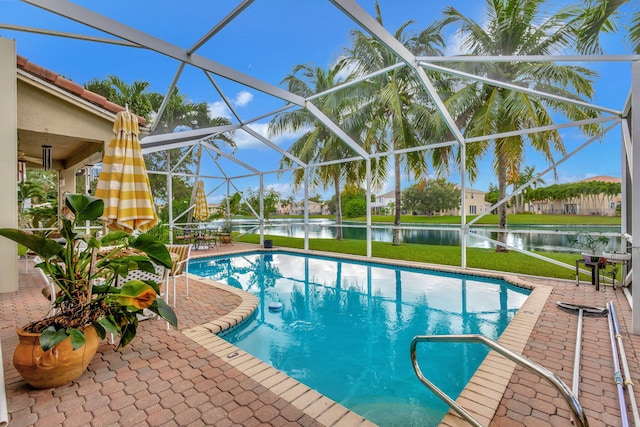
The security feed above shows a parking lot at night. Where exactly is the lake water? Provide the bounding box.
[224,218,622,253]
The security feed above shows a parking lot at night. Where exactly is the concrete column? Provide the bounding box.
[366,158,372,258]
[632,60,640,334]
[0,39,18,293]
[259,174,264,246]
[303,167,309,251]
[59,168,76,194]
[57,168,76,222]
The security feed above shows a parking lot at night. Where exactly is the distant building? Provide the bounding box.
[290,200,329,215]
[373,187,490,216]
[274,202,292,216]
[441,187,492,216]
[371,190,395,214]
[529,176,621,216]
[207,203,220,216]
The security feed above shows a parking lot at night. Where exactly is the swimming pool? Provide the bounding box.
[189,251,530,426]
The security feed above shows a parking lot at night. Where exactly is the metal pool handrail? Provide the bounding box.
[410,334,589,427]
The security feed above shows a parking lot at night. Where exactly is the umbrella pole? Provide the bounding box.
[607,302,630,427]
[609,301,640,426]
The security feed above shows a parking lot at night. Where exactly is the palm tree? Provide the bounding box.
[85,76,154,119]
[18,181,43,213]
[148,87,221,134]
[570,0,640,54]
[270,63,360,241]
[510,165,545,213]
[146,88,236,204]
[438,0,600,251]
[341,2,446,245]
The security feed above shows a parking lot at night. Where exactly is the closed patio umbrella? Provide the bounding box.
[95,110,158,232]
[193,180,209,222]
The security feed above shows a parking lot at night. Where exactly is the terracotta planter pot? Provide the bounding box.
[13,325,99,389]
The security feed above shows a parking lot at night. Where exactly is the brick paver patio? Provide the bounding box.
[491,275,640,427]
[1,243,639,426]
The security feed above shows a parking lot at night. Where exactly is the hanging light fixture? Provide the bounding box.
[41,129,52,171]
[42,145,52,170]
[18,160,26,184]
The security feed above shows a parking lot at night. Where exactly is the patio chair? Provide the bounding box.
[116,261,168,302]
[115,261,170,331]
[174,227,194,245]
[101,245,170,306]
[166,244,193,307]
[201,229,218,251]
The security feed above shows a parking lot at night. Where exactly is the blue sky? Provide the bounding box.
[2,0,637,203]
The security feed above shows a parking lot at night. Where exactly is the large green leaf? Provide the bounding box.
[115,280,157,309]
[0,229,62,259]
[124,258,156,274]
[68,328,86,350]
[118,322,137,349]
[119,280,154,297]
[100,231,129,245]
[108,256,156,279]
[97,316,120,336]
[91,321,107,340]
[66,193,104,222]
[59,217,78,243]
[39,326,69,351]
[130,234,172,268]
[156,298,178,329]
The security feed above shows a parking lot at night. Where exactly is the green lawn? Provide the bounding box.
[233,213,622,281]
[235,234,602,282]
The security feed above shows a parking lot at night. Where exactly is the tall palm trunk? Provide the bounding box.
[333,172,343,241]
[392,153,401,246]
[497,153,508,252]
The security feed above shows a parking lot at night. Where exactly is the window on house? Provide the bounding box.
[610,202,616,209]
[469,205,477,215]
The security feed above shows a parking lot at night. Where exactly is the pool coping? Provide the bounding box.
[185,248,551,426]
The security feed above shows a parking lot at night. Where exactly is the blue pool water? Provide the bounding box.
[189,251,530,426]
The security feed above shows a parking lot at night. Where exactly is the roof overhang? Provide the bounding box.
[17,68,121,171]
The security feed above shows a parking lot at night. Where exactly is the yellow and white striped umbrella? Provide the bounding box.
[193,180,209,221]
[95,110,158,232]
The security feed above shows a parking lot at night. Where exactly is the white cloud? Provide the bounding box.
[444,29,466,57]
[232,122,310,150]
[266,182,294,196]
[233,90,253,107]
[208,194,225,204]
[333,56,357,83]
[207,90,253,119]
[231,123,270,149]
[208,100,231,119]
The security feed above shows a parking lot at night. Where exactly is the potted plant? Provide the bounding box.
[0,193,178,388]
[568,231,610,263]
